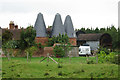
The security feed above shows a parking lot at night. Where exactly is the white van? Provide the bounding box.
[79,46,91,56]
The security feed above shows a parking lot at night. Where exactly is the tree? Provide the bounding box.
[106,26,118,49]
[25,46,38,62]
[19,26,36,50]
[2,30,13,44]
[80,27,85,32]
[86,28,91,33]
[100,28,106,33]
[94,27,99,33]
[53,45,65,57]
[51,34,72,57]
[2,41,15,61]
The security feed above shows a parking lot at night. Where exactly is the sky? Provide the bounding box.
[0,0,119,29]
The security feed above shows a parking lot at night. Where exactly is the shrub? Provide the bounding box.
[98,51,107,63]
[98,51,119,64]
[53,45,65,57]
[37,43,44,48]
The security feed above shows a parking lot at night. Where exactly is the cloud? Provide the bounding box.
[0,0,119,29]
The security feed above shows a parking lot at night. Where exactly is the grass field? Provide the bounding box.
[2,57,118,78]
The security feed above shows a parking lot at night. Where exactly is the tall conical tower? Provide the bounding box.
[64,15,75,38]
[34,13,48,46]
[64,15,76,46]
[51,13,65,37]
[34,13,47,37]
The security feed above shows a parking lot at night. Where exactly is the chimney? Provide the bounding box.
[9,21,14,29]
[15,25,18,29]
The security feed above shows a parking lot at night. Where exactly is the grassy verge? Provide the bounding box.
[2,57,118,78]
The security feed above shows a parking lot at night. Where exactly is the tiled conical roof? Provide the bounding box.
[34,13,47,37]
[64,15,75,38]
[51,13,65,37]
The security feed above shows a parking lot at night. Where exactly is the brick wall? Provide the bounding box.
[69,38,76,46]
[35,37,48,46]
[33,47,54,57]
[43,47,54,56]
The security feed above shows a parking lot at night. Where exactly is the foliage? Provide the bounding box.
[37,43,44,48]
[51,34,72,57]
[2,41,16,60]
[48,34,69,46]
[98,51,119,64]
[106,26,118,49]
[2,30,13,44]
[53,45,65,57]
[25,46,38,62]
[19,26,36,50]
[3,40,20,49]
[97,47,110,55]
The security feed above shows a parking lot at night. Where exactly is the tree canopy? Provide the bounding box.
[19,26,36,50]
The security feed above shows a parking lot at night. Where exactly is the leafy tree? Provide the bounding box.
[80,27,85,32]
[50,34,72,57]
[100,28,106,33]
[19,26,36,50]
[2,30,13,44]
[2,41,16,61]
[106,26,118,49]
[94,27,99,33]
[25,46,38,62]
[86,28,91,33]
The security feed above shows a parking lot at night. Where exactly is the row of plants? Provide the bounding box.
[96,47,119,64]
[98,51,119,64]
[2,26,72,62]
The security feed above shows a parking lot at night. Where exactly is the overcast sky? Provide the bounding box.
[0,0,119,29]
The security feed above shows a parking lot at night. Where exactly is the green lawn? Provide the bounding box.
[2,57,118,78]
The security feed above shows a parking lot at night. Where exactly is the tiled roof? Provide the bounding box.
[77,33,104,41]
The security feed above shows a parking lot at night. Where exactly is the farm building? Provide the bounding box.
[1,13,112,57]
[76,30,86,37]
[34,13,77,46]
[77,33,112,50]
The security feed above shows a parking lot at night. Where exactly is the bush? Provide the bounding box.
[109,53,119,64]
[37,43,44,48]
[98,51,119,64]
[53,45,65,57]
[98,51,107,63]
